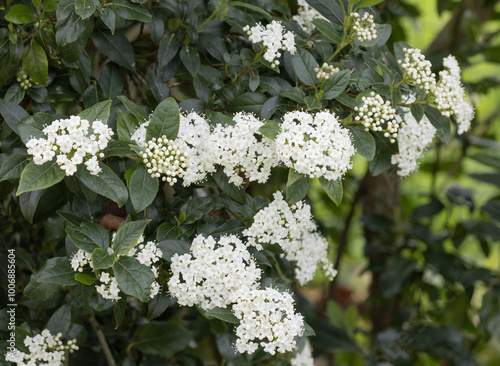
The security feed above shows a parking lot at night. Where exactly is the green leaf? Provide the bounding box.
[306,0,344,25]
[55,12,92,47]
[424,105,450,143]
[111,0,152,22]
[129,167,159,212]
[112,220,150,255]
[47,305,72,336]
[76,163,129,207]
[312,18,342,43]
[5,4,36,24]
[410,103,424,123]
[100,62,124,99]
[180,45,200,77]
[117,111,139,141]
[72,284,93,308]
[117,95,148,122]
[348,126,375,160]
[146,97,180,141]
[19,189,44,223]
[182,197,215,224]
[38,257,79,286]
[157,240,190,261]
[147,291,171,321]
[319,177,343,206]
[322,69,350,100]
[280,87,305,103]
[75,0,96,19]
[358,0,384,7]
[78,100,112,124]
[146,72,171,102]
[22,41,48,85]
[228,92,267,115]
[131,321,192,356]
[74,272,96,285]
[100,8,116,35]
[102,140,133,157]
[66,222,109,253]
[91,29,135,71]
[0,98,29,135]
[199,306,239,324]
[259,120,281,141]
[17,161,65,195]
[4,84,25,104]
[482,201,500,222]
[18,113,52,143]
[114,296,127,328]
[114,256,155,302]
[92,247,116,269]
[291,48,319,87]
[211,169,246,204]
[286,169,309,205]
[0,154,29,181]
[228,1,272,20]
[303,322,316,337]
[158,33,180,70]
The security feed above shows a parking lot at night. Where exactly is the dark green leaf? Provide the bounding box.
[312,18,342,43]
[78,100,112,124]
[157,240,190,261]
[38,257,79,286]
[114,256,155,302]
[291,48,319,86]
[158,33,180,70]
[147,291,171,321]
[76,163,128,207]
[4,84,25,104]
[228,92,267,115]
[307,0,344,25]
[75,0,96,19]
[182,197,215,224]
[211,169,246,204]
[146,97,180,140]
[424,106,450,143]
[112,220,150,255]
[348,126,375,160]
[322,69,350,100]
[100,8,116,35]
[66,222,110,252]
[482,201,500,221]
[22,41,48,85]
[146,72,171,102]
[112,0,152,22]
[319,177,343,206]
[180,45,200,77]
[280,87,305,103]
[358,0,384,7]
[100,63,124,99]
[74,272,96,285]
[47,305,72,336]
[199,306,239,324]
[19,189,44,223]
[72,283,93,308]
[228,1,272,19]
[18,113,51,143]
[117,95,148,122]
[55,12,91,47]
[131,321,192,356]
[259,120,281,141]
[114,296,127,328]
[0,154,29,181]
[410,103,424,123]
[92,247,115,269]
[286,169,309,205]
[102,140,133,157]
[91,29,135,71]
[17,161,65,195]
[129,167,159,212]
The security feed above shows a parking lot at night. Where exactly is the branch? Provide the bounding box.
[89,315,117,366]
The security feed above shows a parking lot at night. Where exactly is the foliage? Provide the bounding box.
[0,0,499,365]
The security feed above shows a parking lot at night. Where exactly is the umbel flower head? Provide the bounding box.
[138,136,188,185]
[398,48,436,93]
[233,287,304,355]
[26,116,113,176]
[168,235,262,310]
[354,92,399,143]
[351,12,377,41]
[243,20,296,67]
[315,63,340,80]
[276,110,355,181]
[6,329,79,366]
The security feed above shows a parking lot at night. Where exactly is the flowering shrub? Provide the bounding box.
[1,0,498,365]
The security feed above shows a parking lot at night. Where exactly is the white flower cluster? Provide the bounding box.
[208,113,278,186]
[26,116,113,176]
[391,112,436,177]
[138,136,187,185]
[243,191,336,285]
[351,12,377,41]
[70,237,163,301]
[293,0,325,34]
[276,110,355,181]
[354,92,399,143]
[398,48,436,94]
[435,55,475,133]
[233,287,304,355]
[243,21,296,67]
[6,329,78,366]
[168,235,261,310]
[291,340,315,366]
[17,71,33,90]
[315,63,340,80]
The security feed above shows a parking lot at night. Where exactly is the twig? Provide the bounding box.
[89,315,117,366]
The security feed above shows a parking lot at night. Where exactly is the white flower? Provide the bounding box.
[207,113,279,186]
[354,92,399,142]
[243,191,336,285]
[315,63,340,80]
[291,340,315,366]
[398,48,436,94]
[26,116,113,176]
[351,12,377,41]
[6,329,78,366]
[276,110,355,180]
[70,249,92,272]
[391,112,436,177]
[293,0,325,34]
[168,235,262,310]
[434,55,474,133]
[97,275,121,301]
[139,136,187,185]
[233,287,304,355]
[243,20,296,67]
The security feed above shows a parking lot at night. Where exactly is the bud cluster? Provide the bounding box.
[351,12,377,41]
[314,63,340,80]
[398,48,436,93]
[16,70,33,90]
[354,92,399,143]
